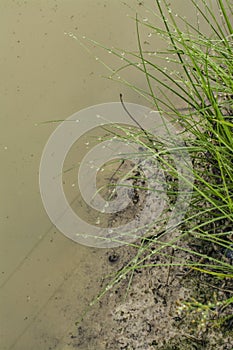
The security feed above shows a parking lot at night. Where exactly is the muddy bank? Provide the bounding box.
[66,241,233,350]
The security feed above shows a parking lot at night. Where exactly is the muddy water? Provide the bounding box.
[0,1,218,349]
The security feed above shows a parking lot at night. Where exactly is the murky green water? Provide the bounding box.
[0,1,219,349]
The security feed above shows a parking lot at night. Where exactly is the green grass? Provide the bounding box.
[74,0,233,331]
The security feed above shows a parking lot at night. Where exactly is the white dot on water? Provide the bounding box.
[71,183,75,187]
[4,146,8,150]
[34,123,38,126]
[95,57,99,61]
[82,35,86,39]
[85,141,89,145]
[75,119,80,123]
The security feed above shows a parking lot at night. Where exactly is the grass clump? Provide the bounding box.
[75,0,233,344]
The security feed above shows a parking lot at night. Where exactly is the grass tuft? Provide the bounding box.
[74,0,233,334]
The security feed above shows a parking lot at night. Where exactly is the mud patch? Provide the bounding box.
[67,241,233,350]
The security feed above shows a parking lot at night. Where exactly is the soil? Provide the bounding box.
[66,239,233,350]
